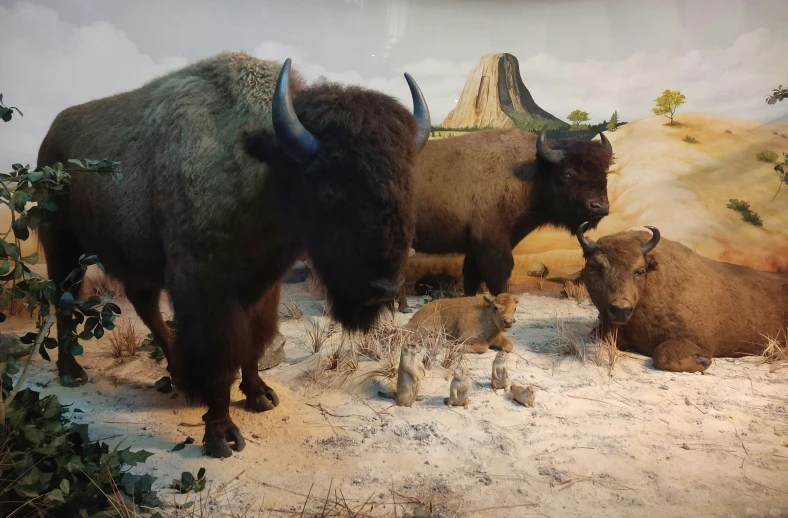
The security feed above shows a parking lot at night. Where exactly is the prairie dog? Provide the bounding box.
[508,383,535,407]
[375,343,427,406]
[491,351,510,390]
[443,367,472,407]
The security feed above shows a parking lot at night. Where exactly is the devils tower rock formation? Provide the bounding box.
[443,53,567,129]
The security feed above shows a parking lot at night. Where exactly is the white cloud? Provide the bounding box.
[0,2,189,167]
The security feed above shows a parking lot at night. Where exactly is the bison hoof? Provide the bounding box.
[247,387,279,412]
[59,369,89,388]
[204,419,245,458]
[694,356,712,368]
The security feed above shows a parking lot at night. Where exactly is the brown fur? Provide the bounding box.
[396,128,612,311]
[405,293,519,354]
[443,366,472,407]
[36,51,423,458]
[491,350,510,390]
[508,383,536,407]
[580,229,788,373]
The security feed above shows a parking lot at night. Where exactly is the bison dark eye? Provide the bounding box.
[586,264,600,272]
[634,269,646,278]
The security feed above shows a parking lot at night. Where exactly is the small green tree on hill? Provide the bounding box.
[567,109,589,131]
[653,89,686,126]
[606,110,619,132]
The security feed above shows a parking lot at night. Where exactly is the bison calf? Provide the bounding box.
[578,223,788,372]
[404,293,519,354]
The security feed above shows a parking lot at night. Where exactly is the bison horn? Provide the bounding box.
[598,131,613,154]
[641,226,661,255]
[404,72,431,152]
[576,221,598,256]
[536,125,565,164]
[272,58,321,165]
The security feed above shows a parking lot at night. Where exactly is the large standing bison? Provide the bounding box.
[396,126,612,312]
[577,223,788,372]
[37,52,431,457]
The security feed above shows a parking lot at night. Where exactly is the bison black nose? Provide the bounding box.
[503,318,515,329]
[588,200,609,216]
[608,304,633,323]
[367,276,405,304]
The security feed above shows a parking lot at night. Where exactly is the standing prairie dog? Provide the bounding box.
[444,367,472,407]
[491,351,510,390]
[508,383,536,407]
[378,342,426,406]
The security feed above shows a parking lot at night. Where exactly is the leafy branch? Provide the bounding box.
[1,94,163,516]
[765,84,788,105]
[0,93,23,122]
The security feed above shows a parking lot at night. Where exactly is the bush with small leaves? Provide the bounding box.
[727,199,763,227]
[756,150,779,163]
[682,135,699,144]
[0,387,160,517]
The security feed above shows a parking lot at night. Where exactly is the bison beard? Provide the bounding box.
[36,52,430,458]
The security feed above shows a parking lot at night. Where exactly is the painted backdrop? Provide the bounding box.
[1,0,786,279]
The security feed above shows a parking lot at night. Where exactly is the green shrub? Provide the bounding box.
[727,199,763,227]
[757,150,779,163]
[682,135,699,144]
[724,129,732,134]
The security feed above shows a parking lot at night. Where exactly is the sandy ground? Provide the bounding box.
[4,279,788,518]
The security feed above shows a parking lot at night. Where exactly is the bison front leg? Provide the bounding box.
[239,284,281,412]
[652,338,712,373]
[472,238,514,296]
[462,337,491,354]
[395,288,413,313]
[490,334,514,353]
[167,263,248,459]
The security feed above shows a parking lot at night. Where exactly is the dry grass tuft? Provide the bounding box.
[563,280,589,303]
[418,320,467,372]
[758,329,788,372]
[592,328,621,373]
[83,271,126,299]
[108,320,141,361]
[549,315,590,365]
[279,295,304,320]
[300,312,337,354]
[0,295,26,316]
[306,271,326,298]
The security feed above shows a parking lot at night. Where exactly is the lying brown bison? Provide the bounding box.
[577,223,788,372]
[395,126,612,312]
[37,51,431,457]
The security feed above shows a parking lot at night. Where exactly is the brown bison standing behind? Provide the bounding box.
[36,52,431,458]
[577,223,788,372]
[396,126,612,312]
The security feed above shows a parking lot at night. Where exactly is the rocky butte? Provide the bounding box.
[443,52,567,130]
